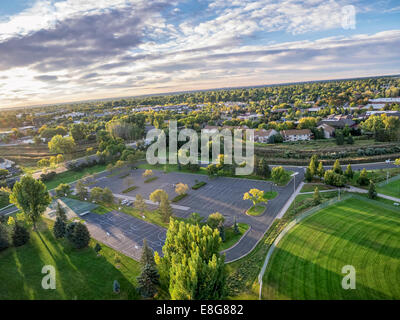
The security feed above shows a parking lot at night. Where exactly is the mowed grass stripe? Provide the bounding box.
[263,198,400,300]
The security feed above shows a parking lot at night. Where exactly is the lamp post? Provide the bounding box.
[291,172,300,212]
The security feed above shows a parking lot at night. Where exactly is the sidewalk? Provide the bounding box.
[347,186,400,203]
[276,182,304,219]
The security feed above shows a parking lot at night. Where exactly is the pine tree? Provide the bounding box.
[140,239,156,268]
[368,180,377,199]
[233,216,239,234]
[317,162,325,179]
[0,224,9,251]
[12,223,30,247]
[67,222,90,249]
[94,243,102,255]
[137,263,159,298]
[357,168,369,186]
[56,202,67,222]
[333,159,343,175]
[305,167,313,182]
[313,187,321,205]
[159,196,173,223]
[53,217,66,239]
[344,164,354,179]
[75,180,88,200]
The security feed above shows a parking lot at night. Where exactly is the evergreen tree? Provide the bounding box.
[94,243,102,255]
[11,223,30,247]
[218,221,225,242]
[317,162,325,178]
[333,159,343,175]
[308,155,318,176]
[155,219,226,300]
[113,280,120,293]
[313,187,321,205]
[305,167,313,182]
[357,168,369,186]
[233,216,239,234]
[53,217,66,239]
[66,222,90,249]
[368,180,377,199]
[0,224,9,251]
[140,239,156,268]
[159,196,173,223]
[137,263,159,298]
[75,180,88,200]
[344,164,354,179]
[347,135,354,144]
[56,202,67,222]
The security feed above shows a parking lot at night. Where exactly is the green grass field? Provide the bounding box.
[263,197,400,300]
[377,177,400,198]
[44,164,107,190]
[0,220,141,300]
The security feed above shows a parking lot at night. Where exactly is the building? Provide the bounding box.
[317,124,335,139]
[281,129,312,142]
[253,129,278,143]
[365,110,400,118]
[318,116,356,129]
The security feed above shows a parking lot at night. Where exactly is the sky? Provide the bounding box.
[0,0,399,108]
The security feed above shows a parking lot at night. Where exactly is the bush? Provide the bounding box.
[11,223,30,247]
[324,170,346,187]
[40,171,57,182]
[172,193,188,202]
[192,181,207,190]
[53,217,66,239]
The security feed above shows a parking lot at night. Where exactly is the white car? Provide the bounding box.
[386,159,391,163]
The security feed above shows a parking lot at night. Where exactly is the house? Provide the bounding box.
[317,124,335,139]
[281,129,312,142]
[318,116,356,129]
[253,129,278,143]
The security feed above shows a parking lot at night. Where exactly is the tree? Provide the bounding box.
[66,222,90,249]
[0,224,9,251]
[9,175,51,230]
[324,170,346,187]
[233,216,239,234]
[12,223,30,247]
[317,162,325,178]
[102,187,114,204]
[243,188,265,207]
[344,164,354,179]
[149,189,168,204]
[271,166,287,184]
[335,130,345,145]
[142,169,153,178]
[154,219,226,300]
[137,263,160,298]
[188,212,203,225]
[305,167,313,182]
[175,183,189,196]
[255,158,270,178]
[159,196,173,223]
[141,239,156,268]
[207,212,225,229]
[308,155,318,176]
[94,243,102,255]
[55,183,71,197]
[357,168,369,186]
[75,180,88,200]
[113,280,120,293]
[206,164,218,176]
[395,158,400,166]
[48,135,76,154]
[313,187,321,205]
[368,180,377,199]
[53,217,66,239]
[333,159,343,175]
[37,159,50,168]
[135,194,147,214]
[347,135,354,144]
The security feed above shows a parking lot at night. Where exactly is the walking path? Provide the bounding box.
[276,182,304,219]
[347,186,400,203]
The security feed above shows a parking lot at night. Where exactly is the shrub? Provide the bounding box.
[53,217,66,239]
[192,181,207,190]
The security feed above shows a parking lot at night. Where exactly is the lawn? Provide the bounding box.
[349,167,400,189]
[0,219,141,300]
[221,223,249,251]
[138,163,293,186]
[377,176,400,198]
[246,205,265,216]
[262,197,400,300]
[44,164,107,190]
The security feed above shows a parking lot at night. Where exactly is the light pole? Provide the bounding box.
[291,172,299,212]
